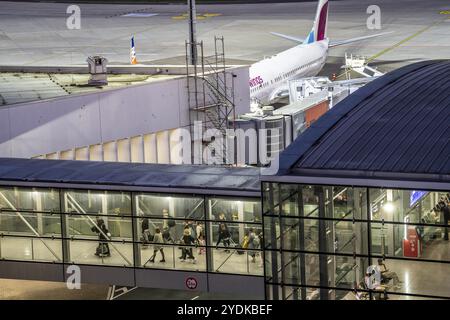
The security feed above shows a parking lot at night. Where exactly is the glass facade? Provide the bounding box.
[0,186,263,276]
[3,181,449,299]
[263,182,450,300]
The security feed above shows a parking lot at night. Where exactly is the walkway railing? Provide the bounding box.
[0,191,61,261]
[66,193,132,266]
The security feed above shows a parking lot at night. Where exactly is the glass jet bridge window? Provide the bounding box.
[0,187,62,262]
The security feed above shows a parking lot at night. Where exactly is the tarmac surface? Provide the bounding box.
[0,0,448,71]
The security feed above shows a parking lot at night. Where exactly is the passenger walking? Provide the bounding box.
[141,216,150,245]
[248,228,260,262]
[197,234,206,255]
[218,212,227,221]
[196,221,204,241]
[148,228,165,263]
[91,218,111,257]
[180,228,196,263]
[195,222,205,254]
[216,223,231,252]
[162,226,174,243]
[184,220,195,236]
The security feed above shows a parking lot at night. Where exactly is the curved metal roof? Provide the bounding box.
[0,158,261,195]
[278,60,450,183]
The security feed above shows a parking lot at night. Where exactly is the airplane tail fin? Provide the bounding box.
[272,0,390,48]
[130,36,138,65]
[305,0,329,44]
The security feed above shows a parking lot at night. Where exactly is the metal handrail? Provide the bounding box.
[66,193,132,265]
[215,237,260,273]
[0,191,61,261]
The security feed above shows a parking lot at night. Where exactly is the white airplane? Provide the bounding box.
[249,0,391,105]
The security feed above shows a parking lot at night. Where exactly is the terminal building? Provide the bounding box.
[0,60,449,300]
[263,59,450,300]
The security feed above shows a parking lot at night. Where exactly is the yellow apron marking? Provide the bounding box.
[203,13,222,17]
[172,12,222,20]
[366,16,449,63]
[336,16,449,80]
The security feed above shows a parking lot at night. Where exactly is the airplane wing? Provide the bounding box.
[329,31,393,48]
[270,32,304,44]
[270,31,393,47]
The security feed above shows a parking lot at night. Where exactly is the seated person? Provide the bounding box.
[376,259,402,288]
[364,270,389,300]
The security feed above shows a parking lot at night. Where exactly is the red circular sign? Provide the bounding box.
[185,277,198,290]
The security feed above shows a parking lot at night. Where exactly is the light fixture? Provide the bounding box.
[383,202,395,214]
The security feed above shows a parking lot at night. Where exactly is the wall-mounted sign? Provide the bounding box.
[410,191,427,207]
[185,277,198,290]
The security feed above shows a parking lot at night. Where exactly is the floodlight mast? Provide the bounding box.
[188,0,198,66]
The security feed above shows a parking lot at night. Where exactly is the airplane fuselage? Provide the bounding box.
[249,39,329,105]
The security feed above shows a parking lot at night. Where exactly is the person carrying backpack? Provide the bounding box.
[91,218,111,257]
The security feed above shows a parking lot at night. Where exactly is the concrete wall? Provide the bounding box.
[0,66,250,159]
[36,128,185,164]
[0,260,265,298]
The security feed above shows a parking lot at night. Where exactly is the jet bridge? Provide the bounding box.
[0,158,264,298]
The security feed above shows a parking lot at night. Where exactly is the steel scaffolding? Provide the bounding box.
[185,36,236,165]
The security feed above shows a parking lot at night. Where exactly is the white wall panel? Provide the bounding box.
[130,135,144,163]
[7,95,102,158]
[143,133,157,164]
[89,144,103,161]
[156,131,170,164]
[103,141,117,162]
[0,67,250,160]
[75,147,89,160]
[98,79,187,143]
[45,152,58,160]
[117,138,131,163]
[60,149,74,160]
